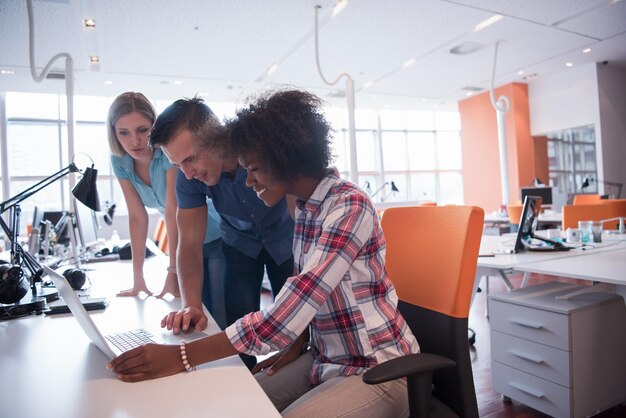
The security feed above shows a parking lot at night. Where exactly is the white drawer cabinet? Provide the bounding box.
[489,282,626,418]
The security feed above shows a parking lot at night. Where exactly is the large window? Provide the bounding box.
[328,107,464,205]
[547,125,598,196]
[1,92,464,239]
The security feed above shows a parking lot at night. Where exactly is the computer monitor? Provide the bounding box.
[42,210,71,246]
[520,186,553,206]
[514,196,541,253]
[514,196,568,253]
[72,198,99,250]
[31,206,43,232]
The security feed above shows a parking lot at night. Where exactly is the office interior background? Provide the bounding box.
[1,0,626,240]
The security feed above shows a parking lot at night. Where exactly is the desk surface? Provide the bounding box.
[0,257,280,418]
[478,233,626,286]
[514,245,626,285]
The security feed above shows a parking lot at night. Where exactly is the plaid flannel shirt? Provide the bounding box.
[226,169,419,384]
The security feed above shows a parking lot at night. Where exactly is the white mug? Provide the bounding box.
[566,228,580,242]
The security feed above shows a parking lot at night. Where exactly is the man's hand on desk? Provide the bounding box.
[161,306,208,334]
[107,343,183,382]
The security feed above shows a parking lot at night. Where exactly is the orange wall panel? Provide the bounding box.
[459,83,534,212]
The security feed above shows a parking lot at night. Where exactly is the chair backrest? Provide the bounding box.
[152,217,169,254]
[562,203,621,230]
[381,206,484,417]
[573,194,603,205]
[507,200,541,225]
[506,204,523,225]
[599,199,626,214]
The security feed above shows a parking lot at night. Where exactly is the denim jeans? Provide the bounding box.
[201,239,226,329]
[222,242,294,369]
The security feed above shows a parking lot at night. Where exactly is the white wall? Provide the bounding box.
[528,62,626,198]
[596,63,626,197]
[528,63,599,136]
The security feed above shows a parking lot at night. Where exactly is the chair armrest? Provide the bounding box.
[362,353,455,384]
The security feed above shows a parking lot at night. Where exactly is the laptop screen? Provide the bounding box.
[514,196,542,252]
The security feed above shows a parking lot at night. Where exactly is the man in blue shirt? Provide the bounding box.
[149,97,294,369]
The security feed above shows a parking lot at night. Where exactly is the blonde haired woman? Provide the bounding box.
[107,93,224,324]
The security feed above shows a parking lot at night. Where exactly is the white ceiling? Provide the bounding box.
[1,0,625,111]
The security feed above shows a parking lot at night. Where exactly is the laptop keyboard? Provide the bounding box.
[105,329,156,352]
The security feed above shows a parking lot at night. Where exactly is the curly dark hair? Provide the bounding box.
[225,90,333,182]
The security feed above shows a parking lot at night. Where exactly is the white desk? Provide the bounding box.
[475,234,626,309]
[0,256,280,418]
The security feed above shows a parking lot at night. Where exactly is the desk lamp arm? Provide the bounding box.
[0,163,78,214]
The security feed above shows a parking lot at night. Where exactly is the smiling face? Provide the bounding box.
[114,112,153,160]
[239,154,289,207]
[160,129,223,186]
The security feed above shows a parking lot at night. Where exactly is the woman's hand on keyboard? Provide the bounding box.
[107,343,182,382]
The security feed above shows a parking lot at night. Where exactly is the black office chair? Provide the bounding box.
[363,206,483,417]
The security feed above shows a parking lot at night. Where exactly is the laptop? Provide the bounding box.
[513,196,571,253]
[43,265,159,361]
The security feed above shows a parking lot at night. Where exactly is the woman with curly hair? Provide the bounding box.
[108,90,418,418]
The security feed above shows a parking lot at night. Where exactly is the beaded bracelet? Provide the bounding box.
[179,340,195,372]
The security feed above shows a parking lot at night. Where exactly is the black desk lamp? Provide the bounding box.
[0,161,100,310]
[371,181,400,202]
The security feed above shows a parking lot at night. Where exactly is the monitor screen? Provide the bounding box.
[514,196,542,253]
[520,186,552,205]
[31,206,43,232]
[73,198,99,250]
[42,210,71,245]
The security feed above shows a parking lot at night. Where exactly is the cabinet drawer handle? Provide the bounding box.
[509,382,545,399]
[508,350,544,364]
[509,318,544,329]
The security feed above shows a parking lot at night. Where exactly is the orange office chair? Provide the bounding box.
[152,217,169,254]
[363,206,484,418]
[507,201,541,225]
[506,204,523,225]
[562,203,617,230]
[572,194,603,205]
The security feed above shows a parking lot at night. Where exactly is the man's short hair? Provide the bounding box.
[149,96,222,151]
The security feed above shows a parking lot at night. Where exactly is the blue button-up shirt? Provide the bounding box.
[111,149,221,244]
[176,167,294,264]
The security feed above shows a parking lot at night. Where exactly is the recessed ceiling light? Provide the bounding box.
[173,80,182,85]
[104,80,113,85]
[89,55,99,63]
[1,69,15,75]
[402,58,416,69]
[363,80,374,89]
[83,18,96,28]
[466,92,474,97]
[582,48,591,54]
[473,15,503,32]
[267,63,278,76]
[566,62,574,67]
[517,70,524,75]
[449,41,486,55]
[332,0,348,17]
